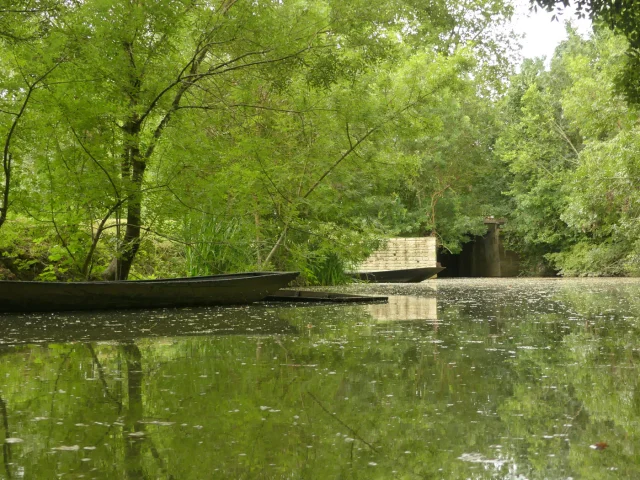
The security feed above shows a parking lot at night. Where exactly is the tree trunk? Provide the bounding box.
[103,111,145,280]
[103,157,145,280]
[0,154,10,230]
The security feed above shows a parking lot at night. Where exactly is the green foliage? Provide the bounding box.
[4,0,638,283]
[496,58,580,268]
[534,0,640,106]
[495,27,640,276]
[305,252,351,285]
[0,0,520,283]
[182,213,257,276]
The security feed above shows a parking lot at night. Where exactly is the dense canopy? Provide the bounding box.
[0,0,638,281]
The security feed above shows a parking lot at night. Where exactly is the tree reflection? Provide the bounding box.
[0,396,12,479]
[122,343,145,479]
[0,281,638,478]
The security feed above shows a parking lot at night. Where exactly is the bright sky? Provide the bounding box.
[511,0,592,64]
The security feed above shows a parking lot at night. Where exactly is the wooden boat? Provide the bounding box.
[265,290,388,304]
[0,272,300,313]
[350,266,445,283]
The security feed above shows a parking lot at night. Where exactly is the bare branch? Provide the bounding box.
[82,198,127,278]
[0,108,19,116]
[307,392,378,452]
[262,225,288,267]
[137,38,234,125]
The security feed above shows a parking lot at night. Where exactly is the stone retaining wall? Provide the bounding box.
[357,237,437,272]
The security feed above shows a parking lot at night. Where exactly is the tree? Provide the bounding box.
[0,0,62,230]
[495,57,581,269]
[55,0,342,280]
[533,0,640,104]
[387,76,507,253]
[0,0,520,282]
[496,25,640,275]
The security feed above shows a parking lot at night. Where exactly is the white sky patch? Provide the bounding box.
[512,0,592,65]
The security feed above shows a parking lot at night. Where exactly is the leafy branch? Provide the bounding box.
[1,60,61,229]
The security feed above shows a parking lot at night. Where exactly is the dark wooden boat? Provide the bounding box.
[350,267,445,283]
[265,290,388,304]
[0,272,300,313]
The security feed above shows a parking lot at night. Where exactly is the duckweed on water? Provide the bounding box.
[0,278,639,478]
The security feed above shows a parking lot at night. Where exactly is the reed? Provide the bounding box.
[182,214,255,276]
[306,252,350,286]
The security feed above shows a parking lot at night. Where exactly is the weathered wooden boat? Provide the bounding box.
[0,272,300,313]
[265,290,388,304]
[350,266,445,283]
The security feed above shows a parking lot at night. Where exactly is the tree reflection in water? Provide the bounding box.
[123,343,144,480]
[0,279,638,478]
[0,396,12,479]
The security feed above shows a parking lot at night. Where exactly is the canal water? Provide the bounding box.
[0,278,638,479]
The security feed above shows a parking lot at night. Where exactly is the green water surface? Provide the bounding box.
[0,278,639,479]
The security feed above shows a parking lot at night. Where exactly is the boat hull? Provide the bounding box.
[350,267,444,283]
[0,272,300,313]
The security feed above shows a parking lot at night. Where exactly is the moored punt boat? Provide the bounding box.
[0,272,300,313]
[265,290,388,304]
[350,266,445,283]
